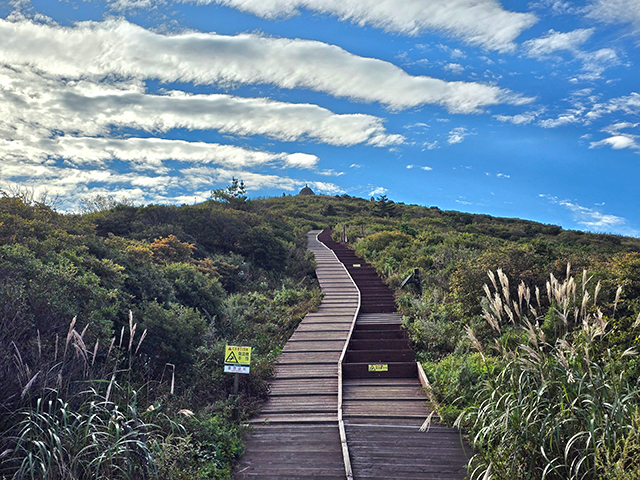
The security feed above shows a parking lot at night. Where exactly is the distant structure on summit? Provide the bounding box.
[298,184,315,196]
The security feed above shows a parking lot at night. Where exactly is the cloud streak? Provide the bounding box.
[0,66,403,147]
[182,0,537,52]
[586,0,640,34]
[0,17,530,113]
[0,137,322,171]
[524,28,594,57]
[541,194,630,232]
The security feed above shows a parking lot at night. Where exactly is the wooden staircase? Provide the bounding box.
[235,229,470,480]
[317,230,470,479]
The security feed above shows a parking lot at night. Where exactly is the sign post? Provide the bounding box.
[224,345,251,420]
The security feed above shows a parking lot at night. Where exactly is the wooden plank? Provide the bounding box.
[289,331,350,341]
[274,364,338,378]
[250,413,339,423]
[278,351,342,363]
[269,379,338,395]
[282,340,346,352]
[294,323,352,332]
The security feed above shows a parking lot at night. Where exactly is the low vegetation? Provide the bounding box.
[2,188,640,479]
[0,189,322,479]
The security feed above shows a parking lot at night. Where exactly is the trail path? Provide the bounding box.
[234,230,470,480]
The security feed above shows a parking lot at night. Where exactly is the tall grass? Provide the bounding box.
[1,313,183,480]
[458,267,640,480]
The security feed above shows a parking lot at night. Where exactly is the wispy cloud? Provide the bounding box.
[586,0,640,34]
[575,47,620,80]
[0,18,530,113]
[538,112,582,128]
[176,0,537,52]
[447,127,471,144]
[524,28,594,57]
[494,112,538,125]
[524,28,619,80]
[444,63,464,74]
[586,93,640,121]
[541,194,632,232]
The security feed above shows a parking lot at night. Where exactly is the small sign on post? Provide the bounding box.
[225,345,252,421]
[224,345,251,369]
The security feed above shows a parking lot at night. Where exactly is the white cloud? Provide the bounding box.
[586,93,640,121]
[523,29,619,80]
[404,122,430,130]
[530,0,577,15]
[541,194,630,232]
[0,137,321,171]
[0,66,402,147]
[181,167,343,194]
[590,135,639,150]
[0,18,530,113]
[575,48,620,80]
[538,113,581,128]
[182,0,537,52]
[444,63,465,74]
[494,112,537,125]
[405,164,431,170]
[586,0,640,33]
[447,127,470,144]
[602,122,639,135]
[524,28,594,57]
[369,186,388,197]
[0,157,342,210]
[421,141,439,150]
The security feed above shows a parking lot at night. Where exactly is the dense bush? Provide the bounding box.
[0,191,321,479]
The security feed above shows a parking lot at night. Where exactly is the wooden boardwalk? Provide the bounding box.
[235,230,356,479]
[235,230,470,480]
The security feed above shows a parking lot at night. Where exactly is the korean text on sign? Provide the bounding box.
[225,345,252,365]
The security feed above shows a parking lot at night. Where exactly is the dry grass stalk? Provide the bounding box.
[466,326,485,361]
[64,316,77,359]
[128,310,136,352]
[614,286,623,314]
[134,329,147,355]
[91,339,99,367]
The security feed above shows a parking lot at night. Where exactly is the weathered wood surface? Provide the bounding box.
[318,227,471,480]
[234,230,357,479]
[342,314,472,480]
[236,229,471,480]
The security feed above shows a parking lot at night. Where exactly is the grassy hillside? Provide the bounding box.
[2,188,640,479]
[273,194,640,480]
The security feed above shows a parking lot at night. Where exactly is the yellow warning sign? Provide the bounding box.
[225,345,251,365]
[368,364,388,372]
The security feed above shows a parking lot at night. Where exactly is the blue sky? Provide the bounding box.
[1,0,639,235]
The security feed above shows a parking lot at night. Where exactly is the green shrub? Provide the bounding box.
[422,353,491,425]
